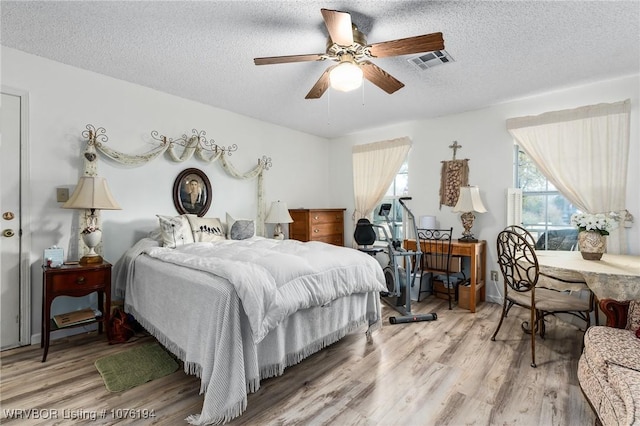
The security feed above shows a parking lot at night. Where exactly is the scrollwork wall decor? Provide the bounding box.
[151,129,239,162]
[76,124,272,238]
[82,124,108,162]
[83,124,109,146]
[258,155,272,171]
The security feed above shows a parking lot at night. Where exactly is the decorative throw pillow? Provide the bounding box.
[626,299,640,333]
[186,215,226,242]
[156,214,194,248]
[226,213,255,240]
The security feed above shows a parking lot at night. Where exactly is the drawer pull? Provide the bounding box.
[76,276,86,285]
[313,229,319,233]
[314,216,319,220]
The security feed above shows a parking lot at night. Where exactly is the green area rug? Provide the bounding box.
[95,343,179,392]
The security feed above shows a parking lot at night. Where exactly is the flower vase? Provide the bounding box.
[578,230,606,260]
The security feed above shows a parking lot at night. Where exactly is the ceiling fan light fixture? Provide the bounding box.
[329,61,363,92]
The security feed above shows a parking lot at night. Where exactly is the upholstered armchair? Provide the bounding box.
[578,299,640,426]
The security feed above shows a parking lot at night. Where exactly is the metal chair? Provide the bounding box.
[491,229,593,367]
[502,225,597,328]
[503,225,537,246]
[416,227,455,308]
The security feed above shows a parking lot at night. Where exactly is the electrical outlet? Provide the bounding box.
[491,270,498,281]
[56,187,69,203]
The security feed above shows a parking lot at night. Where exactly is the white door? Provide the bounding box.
[1,89,30,350]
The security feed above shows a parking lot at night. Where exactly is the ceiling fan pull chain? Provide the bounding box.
[327,88,331,127]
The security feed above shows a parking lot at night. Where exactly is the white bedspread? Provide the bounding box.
[145,238,387,343]
[115,237,385,425]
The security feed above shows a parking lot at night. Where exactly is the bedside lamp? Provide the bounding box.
[62,176,121,264]
[452,186,487,243]
[265,200,293,240]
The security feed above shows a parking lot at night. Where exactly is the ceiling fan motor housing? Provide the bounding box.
[326,24,368,61]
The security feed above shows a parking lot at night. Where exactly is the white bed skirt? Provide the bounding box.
[122,253,381,425]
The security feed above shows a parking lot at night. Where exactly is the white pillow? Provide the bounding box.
[226,213,256,240]
[187,215,226,242]
[156,214,195,248]
[147,228,163,242]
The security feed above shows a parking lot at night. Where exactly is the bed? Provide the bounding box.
[114,234,386,425]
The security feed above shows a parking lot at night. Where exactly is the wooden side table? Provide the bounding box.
[41,261,111,362]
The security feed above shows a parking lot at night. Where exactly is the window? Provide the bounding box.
[372,161,408,241]
[516,148,579,250]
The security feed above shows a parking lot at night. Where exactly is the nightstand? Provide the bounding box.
[41,261,112,362]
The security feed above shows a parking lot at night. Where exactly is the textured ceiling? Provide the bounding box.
[2,1,639,138]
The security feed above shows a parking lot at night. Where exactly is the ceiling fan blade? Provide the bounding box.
[305,65,336,99]
[321,8,354,46]
[368,32,444,58]
[360,61,404,94]
[254,53,325,66]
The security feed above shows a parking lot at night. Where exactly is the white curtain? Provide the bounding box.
[506,99,631,253]
[352,136,412,221]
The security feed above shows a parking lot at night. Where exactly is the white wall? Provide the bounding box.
[329,74,640,303]
[2,47,331,341]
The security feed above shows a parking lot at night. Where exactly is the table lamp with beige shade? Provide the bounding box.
[452,185,487,243]
[62,176,121,264]
[265,200,293,240]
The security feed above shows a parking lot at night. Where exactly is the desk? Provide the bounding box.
[536,251,640,301]
[404,239,486,312]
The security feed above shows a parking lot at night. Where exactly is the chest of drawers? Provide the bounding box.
[288,208,346,246]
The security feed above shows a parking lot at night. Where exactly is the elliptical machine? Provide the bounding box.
[376,197,437,324]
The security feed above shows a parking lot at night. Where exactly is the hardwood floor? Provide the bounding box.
[1,298,595,425]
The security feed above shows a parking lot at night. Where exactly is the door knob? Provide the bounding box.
[2,229,15,238]
[2,212,15,220]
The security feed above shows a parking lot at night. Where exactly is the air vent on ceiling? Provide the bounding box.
[408,50,454,71]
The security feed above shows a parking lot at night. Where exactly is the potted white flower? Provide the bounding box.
[570,212,619,260]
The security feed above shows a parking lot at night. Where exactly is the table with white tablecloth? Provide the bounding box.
[536,251,640,301]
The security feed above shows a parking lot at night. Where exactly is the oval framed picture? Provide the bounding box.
[173,168,212,217]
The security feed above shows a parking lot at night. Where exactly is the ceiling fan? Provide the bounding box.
[254,8,445,99]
